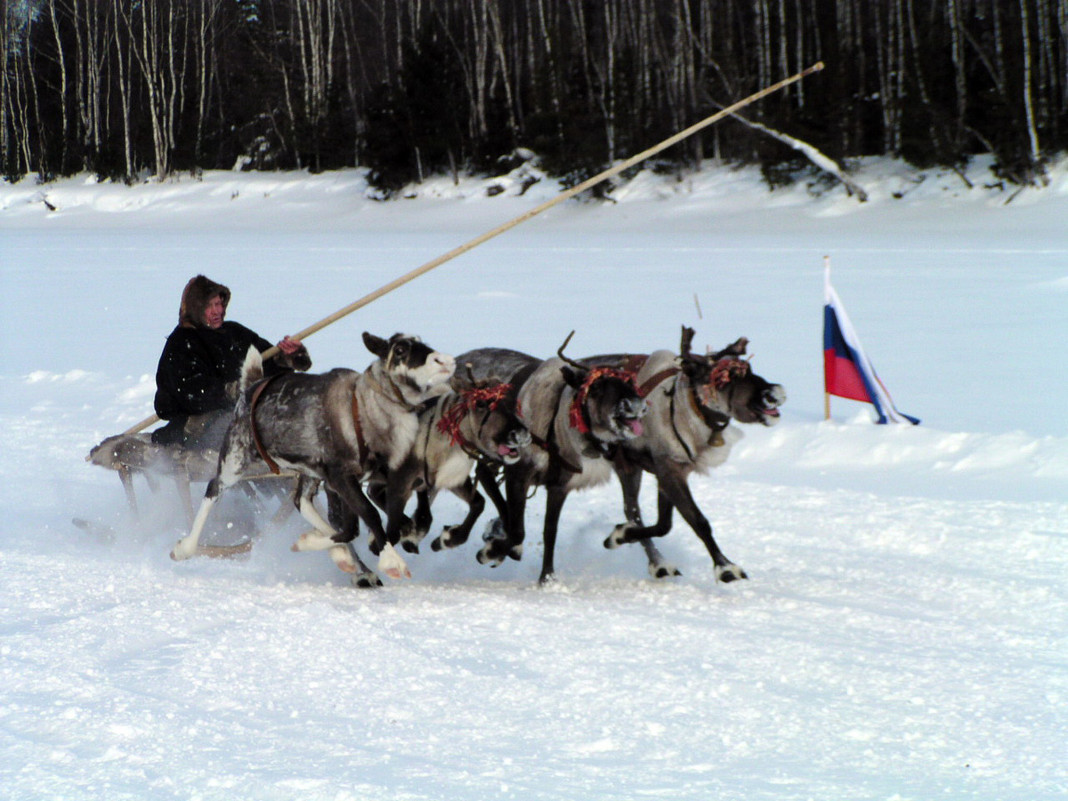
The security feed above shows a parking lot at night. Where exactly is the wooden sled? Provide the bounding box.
[85,432,297,558]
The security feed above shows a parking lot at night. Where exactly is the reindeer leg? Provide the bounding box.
[338,543,382,588]
[639,493,681,579]
[290,477,382,586]
[172,434,256,560]
[431,479,484,551]
[409,488,434,548]
[316,469,407,581]
[474,462,508,543]
[478,464,529,566]
[326,486,360,543]
[539,485,568,584]
[379,469,414,579]
[171,477,222,560]
[368,476,423,554]
[397,487,431,554]
[605,463,680,578]
[656,470,746,583]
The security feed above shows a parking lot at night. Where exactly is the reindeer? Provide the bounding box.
[169,332,455,586]
[455,332,649,583]
[351,368,532,555]
[593,327,786,582]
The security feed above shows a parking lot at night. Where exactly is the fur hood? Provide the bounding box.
[179,275,231,328]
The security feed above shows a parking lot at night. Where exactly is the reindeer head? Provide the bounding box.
[438,366,531,464]
[556,331,648,442]
[363,332,456,402]
[678,326,785,426]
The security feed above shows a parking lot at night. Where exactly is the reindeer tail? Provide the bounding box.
[240,346,265,393]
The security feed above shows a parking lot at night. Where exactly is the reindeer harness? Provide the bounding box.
[436,383,513,455]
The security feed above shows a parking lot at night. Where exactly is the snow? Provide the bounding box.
[1,156,1066,801]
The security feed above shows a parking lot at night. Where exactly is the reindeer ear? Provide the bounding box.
[678,357,704,380]
[362,332,389,358]
[559,366,585,389]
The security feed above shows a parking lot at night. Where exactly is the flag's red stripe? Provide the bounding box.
[824,349,872,402]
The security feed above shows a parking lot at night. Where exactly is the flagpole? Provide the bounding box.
[823,256,831,420]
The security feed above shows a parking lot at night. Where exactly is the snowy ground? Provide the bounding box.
[1,156,1065,800]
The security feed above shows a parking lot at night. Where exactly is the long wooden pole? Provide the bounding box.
[123,62,824,436]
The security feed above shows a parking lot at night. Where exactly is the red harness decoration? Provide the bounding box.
[568,367,640,434]
[710,357,750,389]
[436,383,512,447]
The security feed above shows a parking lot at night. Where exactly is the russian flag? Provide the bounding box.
[823,260,919,425]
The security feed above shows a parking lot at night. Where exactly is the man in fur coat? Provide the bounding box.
[152,275,312,450]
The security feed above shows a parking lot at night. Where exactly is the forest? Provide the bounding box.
[2,0,1066,193]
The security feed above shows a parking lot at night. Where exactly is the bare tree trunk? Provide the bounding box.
[1019,0,1043,179]
[485,0,517,139]
[47,0,70,172]
[112,0,134,179]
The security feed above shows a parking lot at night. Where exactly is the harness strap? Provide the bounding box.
[688,385,731,444]
[667,379,697,463]
[384,372,419,411]
[540,385,583,480]
[249,373,284,475]
[351,390,370,468]
[639,366,680,397]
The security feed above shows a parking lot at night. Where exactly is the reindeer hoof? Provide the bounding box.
[649,562,682,580]
[292,529,335,552]
[715,563,748,583]
[604,523,635,549]
[378,543,411,580]
[171,538,196,561]
[399,519,427,553]
[431,527,452,552]
[477,541,507,567]
[352,572,383,589]
[328,544,357,573]
[433,525,467,552]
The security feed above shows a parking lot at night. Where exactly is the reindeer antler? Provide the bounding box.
[680,326,696,358]
[556,330,588,371]
[710,337,749,361]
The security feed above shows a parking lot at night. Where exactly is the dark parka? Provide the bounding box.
[152,275,311,446]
